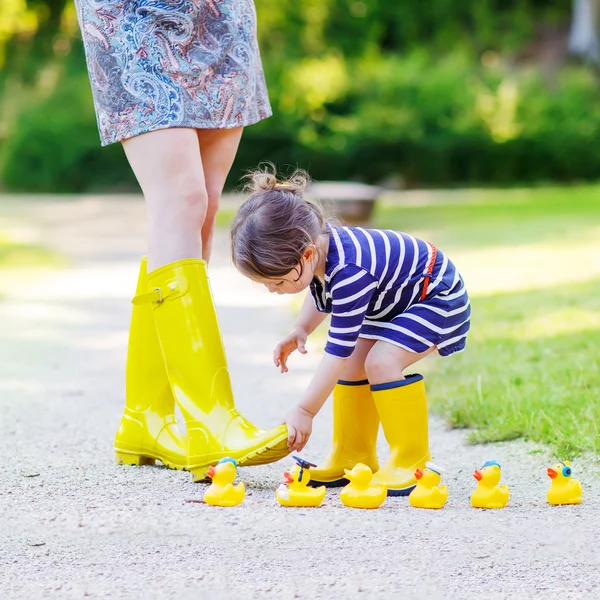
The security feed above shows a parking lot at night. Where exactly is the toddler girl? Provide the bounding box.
[231,170,470,495]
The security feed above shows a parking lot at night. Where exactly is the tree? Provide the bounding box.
[569,0,600,64]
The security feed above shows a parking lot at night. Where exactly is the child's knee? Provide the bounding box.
[339,361,367,382]
[364,347,392,383]
[364,343,416,384]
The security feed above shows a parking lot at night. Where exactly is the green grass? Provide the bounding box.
[215,206,238,229]
[428,281,599,457]
[0,235,63,268]
[374,185,600,250]
[374,185,600,457]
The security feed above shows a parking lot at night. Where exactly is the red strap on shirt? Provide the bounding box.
[420,243,437,301]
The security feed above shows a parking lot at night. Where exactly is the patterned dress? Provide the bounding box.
[310,225,471,359]
[75,0,272,146]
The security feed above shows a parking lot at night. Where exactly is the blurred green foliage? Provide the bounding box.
[1,0,599,191]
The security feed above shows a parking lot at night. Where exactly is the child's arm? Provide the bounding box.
[284,352,347,451]
[296,291,329,335]
[284,265,379,451]
[273,293,328,373]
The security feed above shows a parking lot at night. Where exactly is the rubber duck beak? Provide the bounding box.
[414,468,423,480]
[207,466,216,479]
[547,467,557,479]
[283,472,293,484]
[343,469,353,479]
[474,469,483,481]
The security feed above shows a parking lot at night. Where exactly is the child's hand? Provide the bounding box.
[283,405,313,451]
[273,326,308,373]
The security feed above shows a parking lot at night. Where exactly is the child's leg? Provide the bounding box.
[364,342,435,496]
[364,343,436,385]
[340,337,375,379]
[310,339,380,487]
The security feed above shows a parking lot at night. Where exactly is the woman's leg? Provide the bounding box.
[116,128,205,468]
[121,127,289,480]
[196,127,244,262]
[122,128,208,271]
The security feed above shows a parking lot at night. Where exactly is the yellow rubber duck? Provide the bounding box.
[470,461,509,509]
[409,461,448,509]
[340,463,387,509]
[276,456,326,507]
[203,457,245,507]
[547,461,582,505]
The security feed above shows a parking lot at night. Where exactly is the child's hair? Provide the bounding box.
[231,166,327,281]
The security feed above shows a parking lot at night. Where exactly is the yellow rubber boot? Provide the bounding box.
[309,380,380,487]
[371,374,431,496]
[114,257,187,469]
[140,258,289,481]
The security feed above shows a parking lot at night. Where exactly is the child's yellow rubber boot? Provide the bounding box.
[140,258,289,481]
[371,374,431,496]
[114,257,187,470]
[309,380,379,487]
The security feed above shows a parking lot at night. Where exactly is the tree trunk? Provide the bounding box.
[569,0,600,64]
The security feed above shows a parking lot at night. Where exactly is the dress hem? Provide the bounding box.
[99,110,273,147]
[357,333,434,354]
[357,333,467,357]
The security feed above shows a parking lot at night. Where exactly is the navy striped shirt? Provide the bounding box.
[309,225,465,358]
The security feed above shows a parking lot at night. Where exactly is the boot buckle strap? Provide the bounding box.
[132,282,179,305]
[132,288,162,305]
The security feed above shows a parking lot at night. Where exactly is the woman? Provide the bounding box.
[75,0,289,481]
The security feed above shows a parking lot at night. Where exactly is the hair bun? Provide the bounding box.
[249,170,279,192]
[246,164,310,196]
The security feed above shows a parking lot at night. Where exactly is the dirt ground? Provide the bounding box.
[1,195,598,599]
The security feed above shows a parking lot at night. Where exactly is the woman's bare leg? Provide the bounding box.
[122,128,208,271]
[196,127,244,262]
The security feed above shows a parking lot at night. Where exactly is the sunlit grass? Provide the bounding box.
[430,280,600,457]
[215,206,238,228]
[0,234,64,302]
[375,185,600,250]
[0,235,63,268]
[488,307,599,341]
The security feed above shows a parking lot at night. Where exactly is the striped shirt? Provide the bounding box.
[309,224,469,358]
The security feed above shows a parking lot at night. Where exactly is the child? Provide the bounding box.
[231,170,471,495]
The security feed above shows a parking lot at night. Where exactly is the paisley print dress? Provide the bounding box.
[75,0,272,145]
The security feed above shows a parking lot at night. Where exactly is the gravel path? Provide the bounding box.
[1,195,599,600]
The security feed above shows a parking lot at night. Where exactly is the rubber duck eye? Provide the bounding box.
[562,466,572,477]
